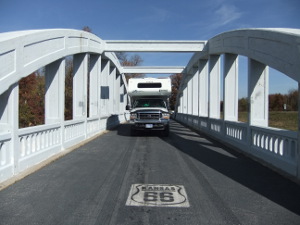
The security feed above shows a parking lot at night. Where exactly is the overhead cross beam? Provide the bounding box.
[104,40,207,52]
[122,66,185,74]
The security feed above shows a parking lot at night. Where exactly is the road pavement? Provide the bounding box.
[0,120,300,225]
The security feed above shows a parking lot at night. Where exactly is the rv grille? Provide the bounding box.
[138,112,161,120]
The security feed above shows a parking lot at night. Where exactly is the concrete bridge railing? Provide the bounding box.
[0,29,126,183]
[175,28,300,182]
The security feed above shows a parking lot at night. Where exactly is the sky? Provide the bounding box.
[1,0,299,97]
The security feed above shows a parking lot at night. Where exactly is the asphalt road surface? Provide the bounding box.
[1,120,300,225]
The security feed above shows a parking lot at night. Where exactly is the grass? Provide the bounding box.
[238,112,248,123]
[269,111,298,131]
[238,111,298,131]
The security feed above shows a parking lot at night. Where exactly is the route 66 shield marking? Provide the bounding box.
[126,184,190,208]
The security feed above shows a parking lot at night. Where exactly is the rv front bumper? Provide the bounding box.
[130,119,169,131]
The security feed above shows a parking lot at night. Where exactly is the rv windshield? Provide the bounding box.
[134,99,166,108]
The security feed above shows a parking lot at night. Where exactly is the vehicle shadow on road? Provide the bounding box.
[117,122,167,137]
[161,120,300,216]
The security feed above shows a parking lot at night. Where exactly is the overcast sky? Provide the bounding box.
[1,0,299,96]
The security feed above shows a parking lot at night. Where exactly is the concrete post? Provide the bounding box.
[176,91,182,114]
[45,59,65,124]
[209,55,221,119]
[73,54,88,119]
[0,89,11,133]
[224,54,238,121]
[119,75,124,115]
[0,84,19,174]
[115,74,121,114]
[179,92,183,114]
[187,76,193,115]
[183,84,188,114]
[89,55,101,117]
[192,68,199,116]
[121,73,127,115]
[199,59,209,117]
[248,59,269,127]
[109,67,116,114]
[97,56,103,117]
[11,84,19,175]
[0,84,19,175]
[101,59,110,116]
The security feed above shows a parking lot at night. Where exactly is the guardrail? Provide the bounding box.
[0,115,124,183]
[0,133,12,181]
[175,113,298,179]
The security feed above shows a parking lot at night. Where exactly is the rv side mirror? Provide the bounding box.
[126,105,131,110]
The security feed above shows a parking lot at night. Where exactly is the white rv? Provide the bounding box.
[126,78,171,136]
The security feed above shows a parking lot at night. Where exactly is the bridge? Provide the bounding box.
[0,28,300,224]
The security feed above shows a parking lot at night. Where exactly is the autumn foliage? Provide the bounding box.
[238,91,298,112]
[170,73,183,110]
[116,52,144,82]
[19,72,45,128]
[268,90,298,111]
[64,58,73,120]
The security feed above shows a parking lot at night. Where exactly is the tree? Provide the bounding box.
[64,57,73,120]
[19,72,45,128]
[238,98,248,112]
[169,73,183,110]
[287,89,298,111]
[269,94,285,111]
[115,52,144,82]
[267,90,298,111]
[82,26,92,33]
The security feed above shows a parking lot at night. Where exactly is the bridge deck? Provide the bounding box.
[0,120,299,225]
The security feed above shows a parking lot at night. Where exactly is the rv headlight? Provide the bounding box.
[162,113,170,119]
[130,113,137,120]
